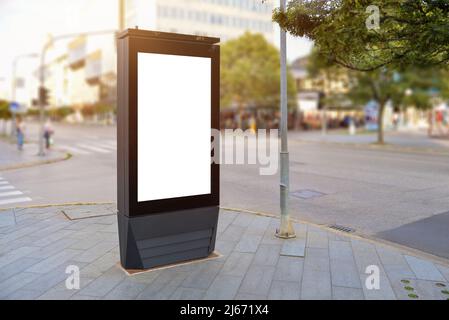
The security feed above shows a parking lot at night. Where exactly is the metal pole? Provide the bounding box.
[276,0,295,239]
[38,41,51,156]
[321,106,327,136]
[11,58,17,137]
[119,0,125,31]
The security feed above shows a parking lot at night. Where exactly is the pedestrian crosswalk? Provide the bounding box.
[0,176,32,206]
[59,140,117,156]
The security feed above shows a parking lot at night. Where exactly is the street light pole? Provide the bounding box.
[11,53,38,137]
[38,38,53,156]
[276,0,296,238]
[119,0,125,31]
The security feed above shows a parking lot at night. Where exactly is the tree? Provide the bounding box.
[0,100,12,135]
[221,32,297,111]
[273,0,449,143]
[273,0,449,71]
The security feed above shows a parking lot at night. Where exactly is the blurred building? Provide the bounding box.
[125,0,274,43]
[31,0,274,122]
[291,56,362,130]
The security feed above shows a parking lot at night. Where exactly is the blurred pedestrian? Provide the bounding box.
[43,120,54,150]
[16,116,25,151]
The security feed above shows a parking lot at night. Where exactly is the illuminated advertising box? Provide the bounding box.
[117,29,220,269]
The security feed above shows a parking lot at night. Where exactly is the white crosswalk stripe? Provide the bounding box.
[59,141,117,156]
[77,144,111,153]
[0,191,23,198]
[59,145,92,155]
[0,177,32,206]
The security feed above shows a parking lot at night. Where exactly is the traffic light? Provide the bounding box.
[39,86,50,106]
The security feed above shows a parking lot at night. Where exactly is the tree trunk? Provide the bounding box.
[377,102,385,144]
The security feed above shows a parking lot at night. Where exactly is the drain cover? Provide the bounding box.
[328,224,355,233]
[290,189,326,199]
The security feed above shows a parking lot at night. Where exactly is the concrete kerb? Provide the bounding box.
[0,152,72,172]
[1,202,449,269]
[291,138,449,157]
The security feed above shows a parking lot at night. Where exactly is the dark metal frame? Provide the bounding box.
[117,29,220,217]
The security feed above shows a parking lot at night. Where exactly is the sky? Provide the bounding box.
[0,0,313,100]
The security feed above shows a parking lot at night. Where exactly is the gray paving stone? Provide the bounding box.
[246,216,271,235]
[307,231,329,249]
[329,240,354,261]
[232,213,255,228]
[27,237,79,259]
[72,241,117,263]
[25,248,83,274]
[103,280,147,299]
[332,286,364,300]
[280,238,305,257]
[404,255,445,282]
[0,210,15,227]
[234,293,267,300]
[239,265,275,296]
[37,277,96,300]
[253,244,281,266]
[182,260,223,289]
[234,234,263,253]
[0,246,39,269]
[273,256,304,282]
[220,252,254,277]
[137,269,189,300]
[204,274,243,300]
[77,265,126,297]
[70,294,100,300]
[436,264,449,282]
[415,279,449,300]
[301,270,332,300]
[0,257,41,281]
[170,287,206,300]
[214,240,237,257]
[330,259,362,289]
[219,224,246,242]
[268,280,300,300]
[0,272,41,298]
[5,289,43,300]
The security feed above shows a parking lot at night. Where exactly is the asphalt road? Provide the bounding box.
[1,123,449,259]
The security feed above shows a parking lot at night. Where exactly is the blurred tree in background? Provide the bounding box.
[221,32,297,110]
[273,0,449,71]
[274,0,449,143]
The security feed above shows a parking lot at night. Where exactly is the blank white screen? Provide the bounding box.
[137,52,211,202]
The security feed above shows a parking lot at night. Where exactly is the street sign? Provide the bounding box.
[9,102,20,113]
[117,29,220,269]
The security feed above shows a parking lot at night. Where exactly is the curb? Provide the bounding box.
[220,206,449,268]
[291,138,449,157]
[0,152,72,172]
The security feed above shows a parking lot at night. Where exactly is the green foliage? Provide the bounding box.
[81,103,114,117]
[0,100,11,120]
[273,0,449,71]
[221,32,297,110]
[48,106,75,120]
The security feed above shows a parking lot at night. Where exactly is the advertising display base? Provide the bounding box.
[117,207,219,269]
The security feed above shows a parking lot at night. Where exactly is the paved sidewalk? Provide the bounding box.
[1,205,449,300]
[0,139,68,171]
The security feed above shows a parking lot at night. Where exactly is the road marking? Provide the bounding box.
[89,143,116,151]
[59,145,91,155]
[77,144,111,153]
[0,181,9,185]
[0,197,32,206]
[0,186,14,191]
[0,191,23,198]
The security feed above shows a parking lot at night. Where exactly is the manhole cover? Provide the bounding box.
[290,189,326,199]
